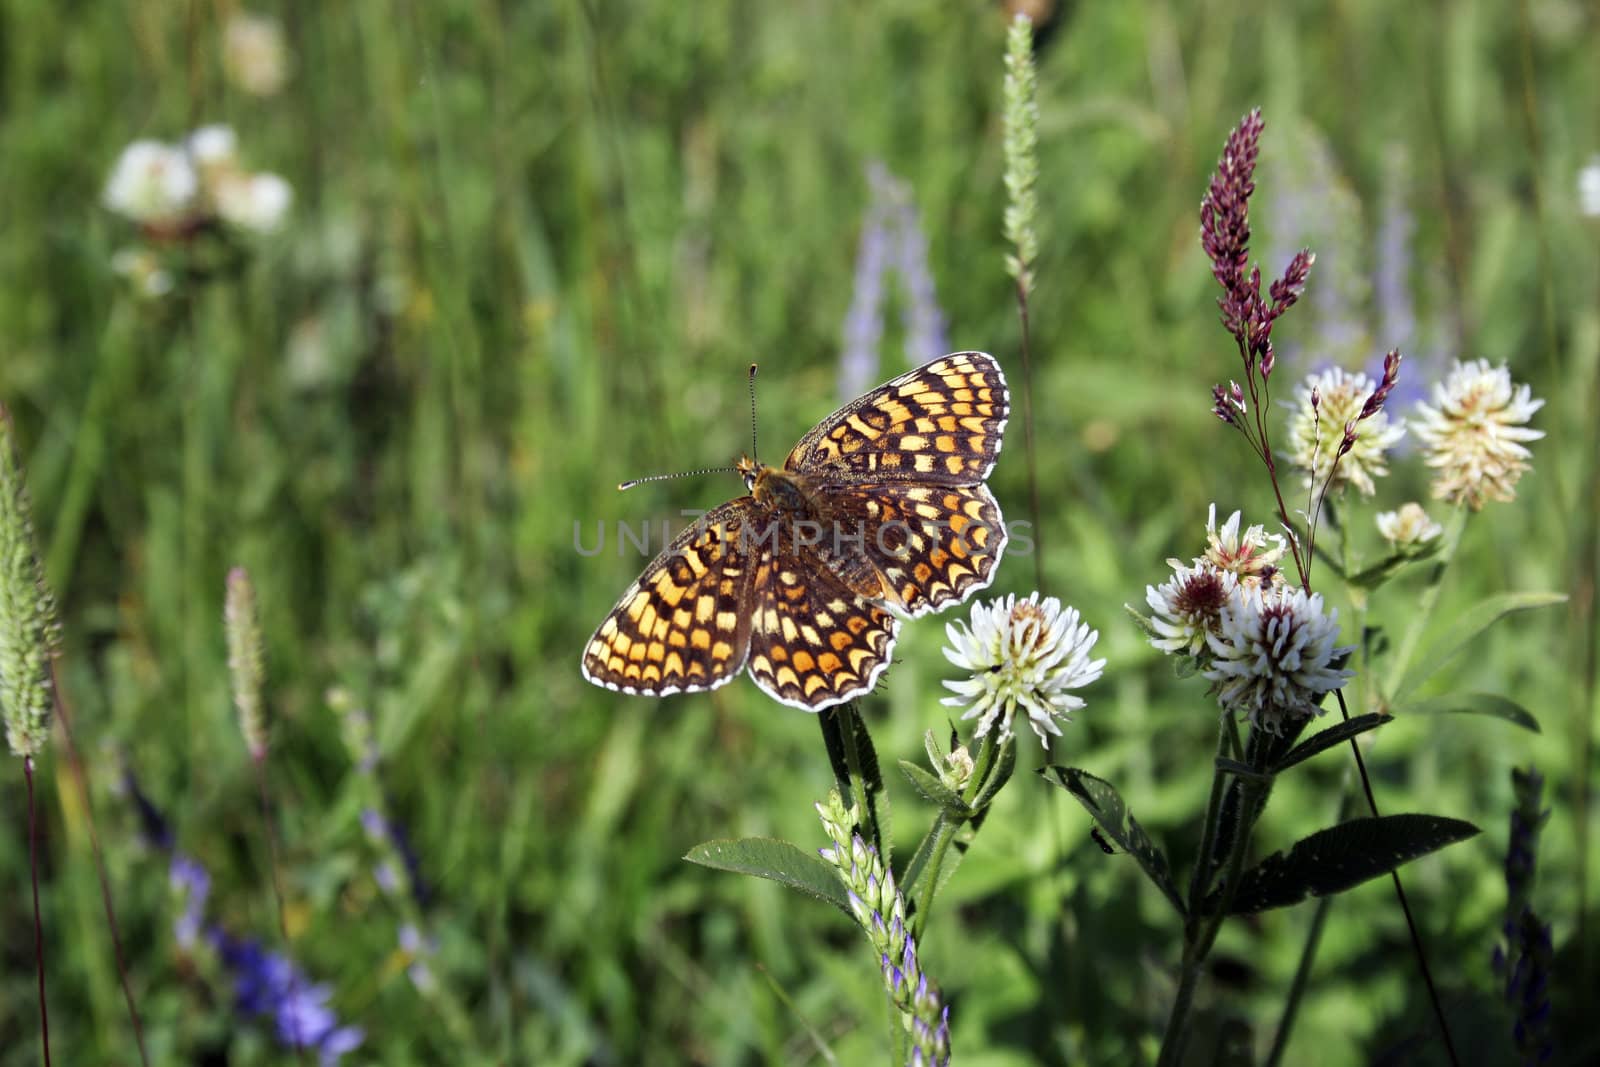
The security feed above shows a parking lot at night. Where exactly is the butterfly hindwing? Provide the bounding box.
[581,500,758,696]
[816,481,1008,617]
[745,553,901,710]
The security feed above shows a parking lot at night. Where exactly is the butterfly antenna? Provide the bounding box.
[748,363,760,462]
[618,466,740,492]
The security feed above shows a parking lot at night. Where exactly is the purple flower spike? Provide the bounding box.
[213,930,364,1063]
[1359,350,1402,421]
[839,162,950,401]
[169,854,211,949]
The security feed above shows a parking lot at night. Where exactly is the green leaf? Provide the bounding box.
[685,838,853,918]
[1394,592,1566,700]
[1270,713,1393,774]
[1214,756,1273,784]
[1397,692,1541,733]
[1040,767,1185,917]
[1344,540,1445,590]
[1216,814,1480,913]
[899,760,971,817]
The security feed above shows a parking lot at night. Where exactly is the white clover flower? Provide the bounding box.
[1201,504,1288,586]
[1376,502,1443,548]
[941,593,1104,745]
[1288,367,1406,497]
[103,140,198,226]
[1412,359,1545,510]
[214,171,292,233]
[223,12,290,96]
[187,124,239,171]
[1146,561,1238,658]
[1203,584,1353,732]
[1580,155,1600,219]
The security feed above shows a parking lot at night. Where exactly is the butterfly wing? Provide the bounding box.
[785,351,1009,486]
[816,481,1008,617]
[745,549,901,711]
[581,500,759,696]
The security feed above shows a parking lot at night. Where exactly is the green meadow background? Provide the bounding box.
[1,1,1595,1063]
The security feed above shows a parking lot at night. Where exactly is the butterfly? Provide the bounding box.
[581,351,1009,710]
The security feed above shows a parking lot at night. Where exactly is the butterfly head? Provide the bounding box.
[738,455,814,513]
[737,454,762,492]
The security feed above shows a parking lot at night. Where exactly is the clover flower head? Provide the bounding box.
[941,593,1104,745]
[103,141,199,226]
[187,124,240,172]
[1289,366,1406,496]
[1202,583,1353,731]
[214,171,293,234]
[223,11,290,96]
[1376,502,1443,548]
[1146,560,1238,658]
[1412,359,1544,510]
[1202,504,1287,586]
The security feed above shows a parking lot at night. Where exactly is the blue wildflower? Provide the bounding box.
[169,854,210,950]
[839,162,949,402]
[213,930,365,1064]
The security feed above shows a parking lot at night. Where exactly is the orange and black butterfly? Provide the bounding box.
[581,352,1009,710]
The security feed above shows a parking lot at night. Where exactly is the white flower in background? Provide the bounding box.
[1146,561,1238,657]
[942,593,1104,745]
[103,141,198,226]
[1412,359,1545,510]
[1200,504,1288,586]
[1580,155,1600,218]
[1288,367,1406,496]
[223,11,289,96]
[187,124,240,173]
[213,171,292,233]
[1376,502,1443,548]
[110,248,175,299]
[1203,584,1353,732]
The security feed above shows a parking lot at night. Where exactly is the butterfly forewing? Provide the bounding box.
[581,500,758,696]
[785,351,1009,486]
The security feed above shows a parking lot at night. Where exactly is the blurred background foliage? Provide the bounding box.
[0,0,1595,1063]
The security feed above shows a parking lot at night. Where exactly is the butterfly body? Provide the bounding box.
[741,457,819,517]
[582,352,1010,711]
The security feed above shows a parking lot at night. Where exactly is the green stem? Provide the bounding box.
[1185,725,1233,913]
[1156,951,1203,1067]
[1160,719,1264,1065]
[1383,507,1467,701]
[963,729,1001,807]
[908,730,1000,942]
[1265,785,1354,1066]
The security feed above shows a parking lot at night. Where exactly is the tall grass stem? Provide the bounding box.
[27,755,53,1067]
[50,670,149,1065]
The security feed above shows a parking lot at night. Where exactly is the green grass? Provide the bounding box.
[0,1,1595,1064]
